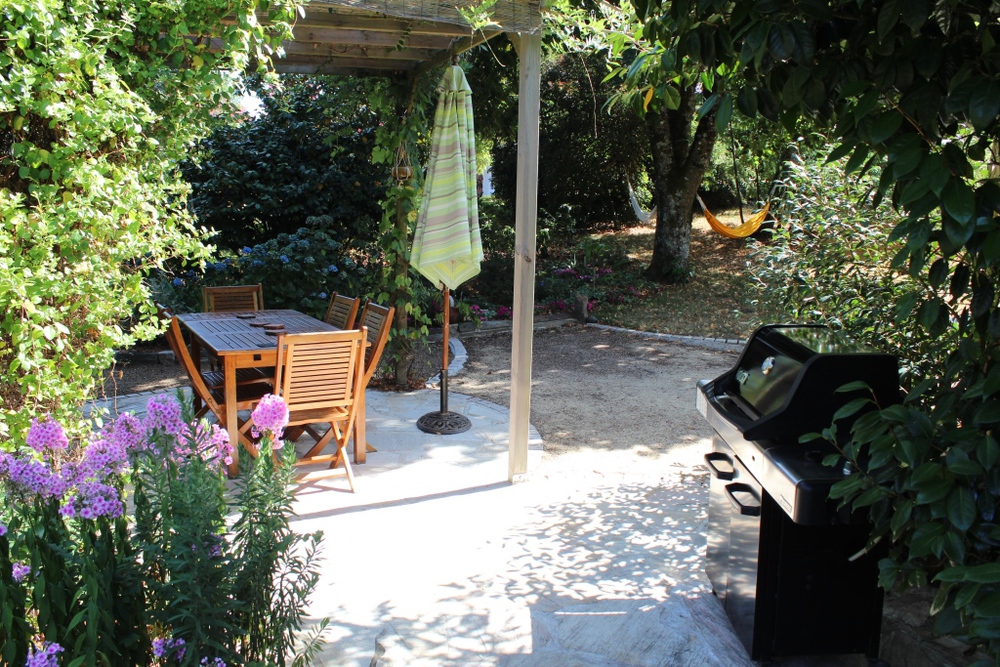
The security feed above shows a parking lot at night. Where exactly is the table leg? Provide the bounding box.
[224,355,240,477]
[354,388,366,464]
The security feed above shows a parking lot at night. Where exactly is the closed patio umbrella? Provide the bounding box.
[411,63,482,435]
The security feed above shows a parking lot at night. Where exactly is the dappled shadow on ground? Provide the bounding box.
[300,470,750,666]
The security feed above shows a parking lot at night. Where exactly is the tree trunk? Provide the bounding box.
[645,86,719,283]
[392,195,415,385]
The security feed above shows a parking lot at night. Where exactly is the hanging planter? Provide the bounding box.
[392,141,413,182]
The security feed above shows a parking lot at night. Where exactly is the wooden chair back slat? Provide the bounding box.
[357,302,395,386]
[275,329,366,413]
[323,293,361,330]
[203,284,264,312]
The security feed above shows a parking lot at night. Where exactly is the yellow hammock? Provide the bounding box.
[695,194,771,239]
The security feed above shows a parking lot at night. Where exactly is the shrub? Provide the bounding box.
[749,141,946,389]
[0,0,296,441]
[150,219,376,321]
[0,394,326,665]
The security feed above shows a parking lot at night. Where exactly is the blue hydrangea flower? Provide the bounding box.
[328,265,338,273]
[280,254,290,264]
[172,278,183,286]
[241,246,252,255]
[319,292,328,299]
[252,259,264,267]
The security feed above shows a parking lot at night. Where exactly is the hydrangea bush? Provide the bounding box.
[151,220,373,320]
[0,393,326,666]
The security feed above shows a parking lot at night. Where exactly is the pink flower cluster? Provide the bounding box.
[152,636,187,661]
[130,396,233,469]
[0,395,235,523]
[12,562,30,582]
[251,394,289,445]
[25,642,63,667]
[26,416,68,452]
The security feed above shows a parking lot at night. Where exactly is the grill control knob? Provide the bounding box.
[761,356,776,375]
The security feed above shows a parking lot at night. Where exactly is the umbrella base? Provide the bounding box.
[417,411,472,435]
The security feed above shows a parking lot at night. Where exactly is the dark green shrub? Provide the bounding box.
[150,219,377,320]
[490,52,650,230]
[182,76,387,252]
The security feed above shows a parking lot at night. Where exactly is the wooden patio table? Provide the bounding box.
[177,309,367,476]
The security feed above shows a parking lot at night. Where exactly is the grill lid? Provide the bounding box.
[704,324,899,443]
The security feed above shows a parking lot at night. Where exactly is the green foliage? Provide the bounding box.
[534,234,651,315]
[633,0,1000,655]
[750,140,944,387]
[149,220,374,321]
[489,51,650,228]
[368,74,439,383]
[0,0,298,440]
[182,76,387,251]
[1,392,326,664]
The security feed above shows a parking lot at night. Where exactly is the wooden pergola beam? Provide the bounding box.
[280,41,441,62]
[289,26,460,49]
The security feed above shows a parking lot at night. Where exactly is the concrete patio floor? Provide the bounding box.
[97,386,870,666]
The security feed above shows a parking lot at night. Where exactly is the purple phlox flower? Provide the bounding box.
[25,641,62,667]
[144,394,188,438]
[73,481,124,520]
[107,412,147,455]
[152,636,187,661]
[26,416,69,453]
[201,659,227,666]
[188,421,233,468]
[59,498,76,518]
[0,523,6,537]
[77,435,129,483]
[251,394,288,438]
[6,457,59,499]
[12,562,31,582]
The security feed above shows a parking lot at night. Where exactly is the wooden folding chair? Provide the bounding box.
[167,317,270,455]
[323,293,361,330]
[353,301,395,460]
[274,329,366,491]
[203,284,264,312]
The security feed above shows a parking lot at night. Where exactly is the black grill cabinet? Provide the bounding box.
[697,324,900,662]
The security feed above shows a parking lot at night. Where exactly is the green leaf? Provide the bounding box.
[757,88,779,120]
[947,486,977,531]
[870,111,903,143]
[715,94,733,132]
[736,86,757,116]
[768,24,795,61]
[826,142,854,163]
[918,153,949,196]
[877,0,901,40]
[937,563,1000,584]
[662,85,682,110]
[835,380,873,394]
[901,0,930,30]
[943,179,976,223]
[977,437,1000,469]
[969,80,1000,131]
[833,397,871,422]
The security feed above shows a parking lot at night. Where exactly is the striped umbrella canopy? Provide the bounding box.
[410,65,483,291]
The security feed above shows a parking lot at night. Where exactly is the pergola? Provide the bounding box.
[263,0,545,482]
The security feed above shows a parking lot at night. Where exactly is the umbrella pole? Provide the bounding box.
[417,286,472,435]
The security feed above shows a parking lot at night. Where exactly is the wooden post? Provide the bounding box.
[508,32,541,483]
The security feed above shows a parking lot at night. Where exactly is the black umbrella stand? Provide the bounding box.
[417,286,472,435]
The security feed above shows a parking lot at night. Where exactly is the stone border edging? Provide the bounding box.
[585,323,746,353]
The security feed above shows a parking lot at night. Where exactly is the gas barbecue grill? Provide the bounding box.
[697,324,900,662]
